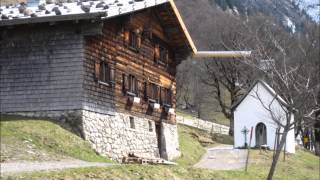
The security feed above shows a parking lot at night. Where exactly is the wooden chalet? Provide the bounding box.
[0,0,250,161]
[0,0,199,161]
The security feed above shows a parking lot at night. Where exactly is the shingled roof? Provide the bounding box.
[0,0,168,26]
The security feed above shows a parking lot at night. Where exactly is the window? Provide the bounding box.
[161,87,172,107]
[95,61,115,85]
[148,121,153,132]
[129,31,138,48]
[122,74,138,96]
[124,29,141,50]
[154,38,169,65]
[130,116,135,129]
[159,45,168,65]
[145,82,159,103]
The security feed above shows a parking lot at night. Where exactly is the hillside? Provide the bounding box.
[0,115,111,163]
[1,116,319,179]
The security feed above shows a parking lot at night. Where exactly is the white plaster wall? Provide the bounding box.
[234,82,295,153]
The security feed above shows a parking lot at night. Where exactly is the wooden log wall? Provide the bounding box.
[0,24,85,112]
[84,11,178,124]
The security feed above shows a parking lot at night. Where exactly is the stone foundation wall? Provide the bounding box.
[3,110,181,162]
[161,123,181,160]
[82,110,160,161]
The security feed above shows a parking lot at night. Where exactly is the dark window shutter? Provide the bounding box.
[134,77,138,94]
[144,81,148,99]
[110,67,115,83]
[95,61,101,80]
[136,34,141,49]
[168,89,172,105]
[155,85,159,102]
[161,87,165,104]
[106,63,111,82]
[100,62,105,81]
[124,30,130,45]
[154,44,160,62]
[165,49,169,64]
[122,74,128,94]
[147,82,152,98]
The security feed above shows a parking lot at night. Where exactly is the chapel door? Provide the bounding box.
[256,123,267,146]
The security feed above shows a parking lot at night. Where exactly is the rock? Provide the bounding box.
[18,5,26,14]
[56,2,63,7]
[81,5,90,13]
[46,0,55,4]
[52,7,62,15]
[38,4,46,10]
[30,13,37,18]
[24,9,33,16]
[45,10,51,14]
[96,2,104,8]
[103,5,109,9]
[1,14,9,20]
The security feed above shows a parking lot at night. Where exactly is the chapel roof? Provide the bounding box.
[231,80,289,110]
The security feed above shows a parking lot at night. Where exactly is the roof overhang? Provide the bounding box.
[168,0,251,59]
[193,51,251,58]
[0,0,251,59]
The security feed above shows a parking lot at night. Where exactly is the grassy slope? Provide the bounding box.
[2,123,319,180]
[0,115,111,163]
[176,110,230,126]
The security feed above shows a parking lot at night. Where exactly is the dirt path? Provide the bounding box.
[194,144,247,170]
[0,159,114,174]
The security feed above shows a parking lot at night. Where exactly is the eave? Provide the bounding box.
[168,0,251,59]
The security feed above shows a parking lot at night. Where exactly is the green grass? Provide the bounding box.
[1,119,319,180]
[175,125,212,166]
[176,110,230,126]
[0,115,111,163]
[4,149,318,180]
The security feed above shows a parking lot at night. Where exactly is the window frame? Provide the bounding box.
[153,37,169,66]
[95,61,115,86]
[145,82,159,103]
[123,74,138,97]
[161,87,172,107]
[148,121,153,132]
[129,31,138,49]
[129,116,135,129]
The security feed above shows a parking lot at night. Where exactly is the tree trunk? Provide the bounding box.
[229,113,234,136]
[267,128,288,180]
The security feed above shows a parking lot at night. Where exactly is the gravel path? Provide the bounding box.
[194,144,247,170]
[0,159,114,174]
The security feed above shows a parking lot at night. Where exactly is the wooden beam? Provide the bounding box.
[193,51,252,58]
[168,0,198,54]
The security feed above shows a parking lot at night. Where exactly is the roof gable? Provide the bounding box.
[232,80,288,111]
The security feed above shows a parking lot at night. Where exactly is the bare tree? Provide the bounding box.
[244,17,320,179]
[201,59,255,135]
